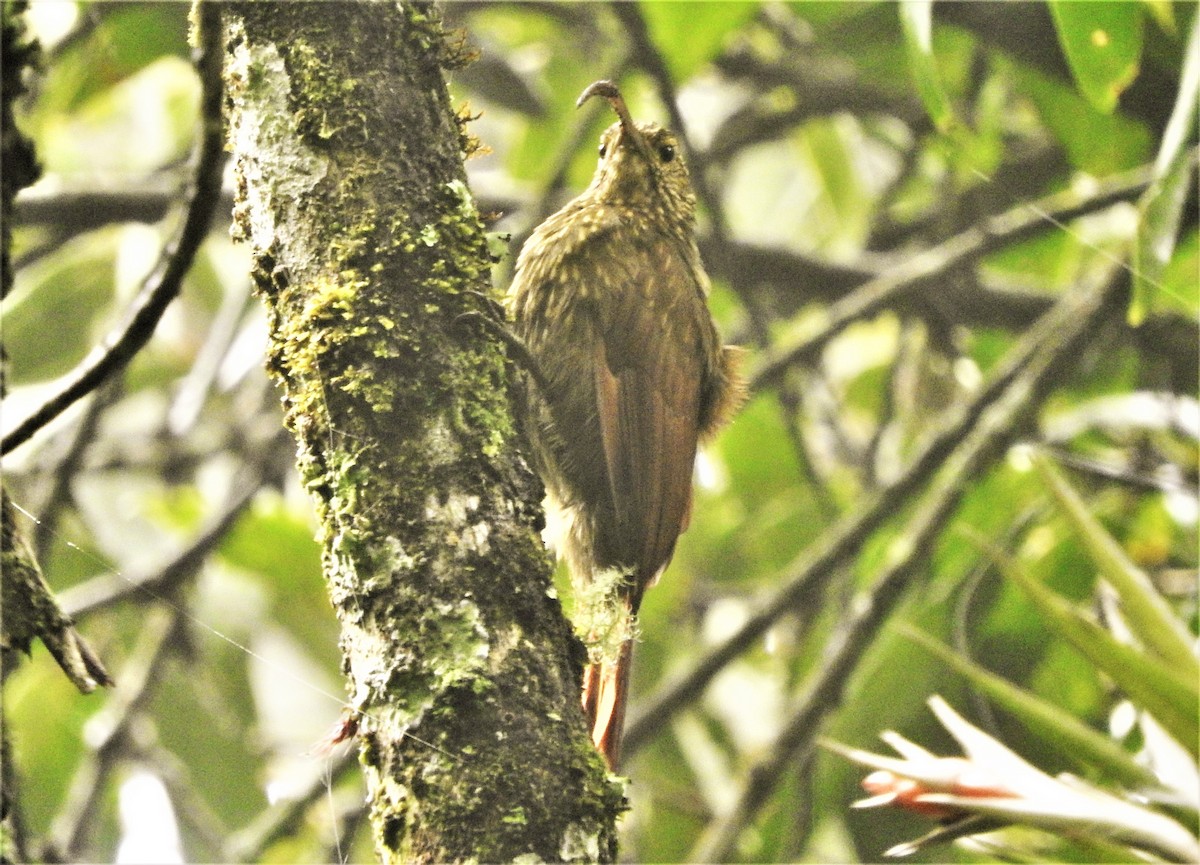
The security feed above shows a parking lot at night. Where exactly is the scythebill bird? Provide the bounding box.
[507,80,745,770]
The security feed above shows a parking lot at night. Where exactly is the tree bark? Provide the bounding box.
[1,0,40,302]
[222,2,621,861]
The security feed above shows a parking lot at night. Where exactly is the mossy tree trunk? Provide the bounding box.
[222,2,621,861]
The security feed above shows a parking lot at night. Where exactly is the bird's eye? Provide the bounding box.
[658,143,676,163]
[598,142,608,158]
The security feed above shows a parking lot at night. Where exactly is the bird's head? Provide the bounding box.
[577,80,695,223]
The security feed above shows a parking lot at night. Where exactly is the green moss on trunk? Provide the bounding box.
[223,2,622,861]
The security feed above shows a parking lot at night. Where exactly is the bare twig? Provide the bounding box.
[134,738,230,859]
[610,1,727,240]
[748,153,1193,392]
[223,746,359,863]
[710,235,1197,385]
[32,381,121,561]
[59,474,260,620]
[48,605,184,860]
[499,53,632,284]
[773,373,840,519]
[869,144,1067,253]
[689,267,1128,863]
[14,185,236,232]
[1,490,112,693]
[12,183,516,270]
[622,266,1127,758]
[711,49,928,152]
[1,4,227,454]
[952,507,1042,734]
[1039,446,1198,495]
[861,320,917,488]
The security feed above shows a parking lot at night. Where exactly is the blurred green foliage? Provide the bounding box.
[2,2,1195,863]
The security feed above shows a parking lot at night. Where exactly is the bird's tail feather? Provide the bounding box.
[582,637,633,770]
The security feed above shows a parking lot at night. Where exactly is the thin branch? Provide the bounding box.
[1038,446,1198,495]
[1,4,227,454]
[610,2,728,239]
[59,474,260,620]
[501,53,633,276]
[223,745,359,863]
[14,185,236,232]
[773,373,840,519]
[32,380,121,561]
[861,319,916,489]
[121,731,230,859]
[733,253,840,514]
[748,153,1193,392]
[1,490,112,693]
[167,277,254,435]
[869,143,1068,253]
[714,234,1197,385]
[711,48,928,143]
[690,266,1129,863]
[952,507,1042,734]
[621,267,1126,758]
[12,183,521,270]
[48,605,184,860]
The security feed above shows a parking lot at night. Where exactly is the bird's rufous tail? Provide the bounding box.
[582,637,633,770]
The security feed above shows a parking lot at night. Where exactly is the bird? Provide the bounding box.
[506,80,744,770]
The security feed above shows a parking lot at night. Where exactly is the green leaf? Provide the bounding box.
[150,637,270,828]
[1156,228,1200,316]
[1130,12,1199,324]
[1049,1,1145,113]
[1032,451,1199,680]
[970,533,1199,757]
[41,56,200,175]
[1,230,118,383]
[1008,55,1153,174]
[898,0,957,132]
[1140,0,1175,33]
[219,494,339,671]
[34,4,190,116]
[5,653,97,833]
[798,117,873,254]
[900,626,1162,791]
[638,1,758,82]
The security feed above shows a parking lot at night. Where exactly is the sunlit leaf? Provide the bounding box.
[1009,56,1152,174]
[219,494,338,670]
[33,4,189,116]
[1031,451,1199,679]
[639,1,758,81]
[969,533,1199,757]
[1140,0,1175,33]
[2,229,118,383]
[39,56,200,175]
[5,652,98,834]
[901,626,1161,790]
[1130,12,1199,323]
[1049,1,1145,113]
[898,0,957,132]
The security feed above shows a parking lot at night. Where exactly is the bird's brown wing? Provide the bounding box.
[590,233,712,611]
